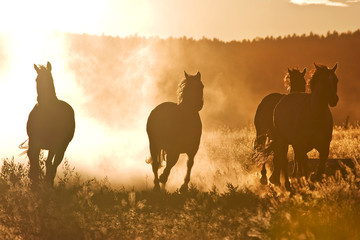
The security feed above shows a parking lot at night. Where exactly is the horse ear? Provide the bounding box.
[302,68,306,76]
[34,64,40,73]
[184,71,189,79]
[331,63,337,72]
[314,63,320,70]
[196,72,201,78]
[47,61,52,71]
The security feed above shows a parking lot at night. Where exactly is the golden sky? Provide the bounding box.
[0,0,359,41]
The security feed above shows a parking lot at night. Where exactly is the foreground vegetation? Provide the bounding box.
[0,125,360,239]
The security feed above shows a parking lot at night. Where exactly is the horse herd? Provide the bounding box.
[255,64,339,191]
[26,61,339,192]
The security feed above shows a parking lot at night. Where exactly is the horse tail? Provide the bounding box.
[160,149,166,167]
[145,156,153,164]
[263,138,275,156]
[145,148,166,167]
[18,138,29,156]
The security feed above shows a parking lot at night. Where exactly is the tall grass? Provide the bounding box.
[0,125,359,239]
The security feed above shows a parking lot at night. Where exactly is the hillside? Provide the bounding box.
[64,30,360,129]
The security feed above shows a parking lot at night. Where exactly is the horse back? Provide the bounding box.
[254,93,284,133]
[274,93,333,148]
[27,100,75,147]
[147,102,202,153]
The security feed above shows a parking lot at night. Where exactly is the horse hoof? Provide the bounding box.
[180,184,188,193]
[269,175,281,186]
[285,181,292,192]
[260,176,268,185]
[159,174,167,184]
[153,184,160,192]
[310,172,324,182]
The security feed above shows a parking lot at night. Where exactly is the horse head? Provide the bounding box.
[178,71,204,111]
[311,63,339,107]
[34,61,57,105]
[286,67,306,93]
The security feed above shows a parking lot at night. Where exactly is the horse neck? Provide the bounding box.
[36,77,58,106]
[310,91,328,120]
[290,86,305,93]
[37,95,59,108]
[290,81,305,93]
[37,87,58,107]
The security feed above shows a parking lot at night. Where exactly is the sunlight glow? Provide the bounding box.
[0,0,106,35]
[0,28,152,182]
[0,31,75,156]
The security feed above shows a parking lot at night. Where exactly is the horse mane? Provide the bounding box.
[176,72,203,111]
[177,78,188,104]
[283,69,296,93]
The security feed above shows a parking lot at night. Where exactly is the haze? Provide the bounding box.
[0,0,359,189]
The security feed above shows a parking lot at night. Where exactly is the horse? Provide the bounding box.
[270,63,339,190]
[254,68,306,151]
[146,71,204,192]
[27,62,75,186]
[254,68,306,184]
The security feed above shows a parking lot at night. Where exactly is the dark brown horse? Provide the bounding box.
[146,71,203,192]
[270,63,339,190]
[27,62,75,186]
[254,68,306,184]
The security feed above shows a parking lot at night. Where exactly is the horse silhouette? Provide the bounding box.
[254,68,306,151]
[27,62,75,186]
[269,63,339,190]
[146,71,203,192]
[254,68,306,184]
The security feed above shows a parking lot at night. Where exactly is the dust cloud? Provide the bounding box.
[0,31,359,191]
[60,34,261,190]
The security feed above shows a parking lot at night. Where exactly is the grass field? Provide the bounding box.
[0,124,359,239]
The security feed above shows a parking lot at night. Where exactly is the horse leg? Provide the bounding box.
[270,142,288,187]
[269,152,281,186]
[159,152,179,185]
[180,153,195,193]
[297,152,309,178]
[150,144,160,191]
[283,156,291,191]
[293,148,307,177]
[260,163,268,185]
[293,161,299,178]
[312,147,329,181]
[318,148,329,174]
[45,149,55,184]
[48,148,66,186]
[280,144,291,191]
[28,140,41,187]
[303,154,309,177]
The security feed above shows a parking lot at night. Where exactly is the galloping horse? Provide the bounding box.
[270,63,339,190]
[146,71,204,192]
[254,68,306,184]
[254,68,306,151]
[27,62,75,186]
